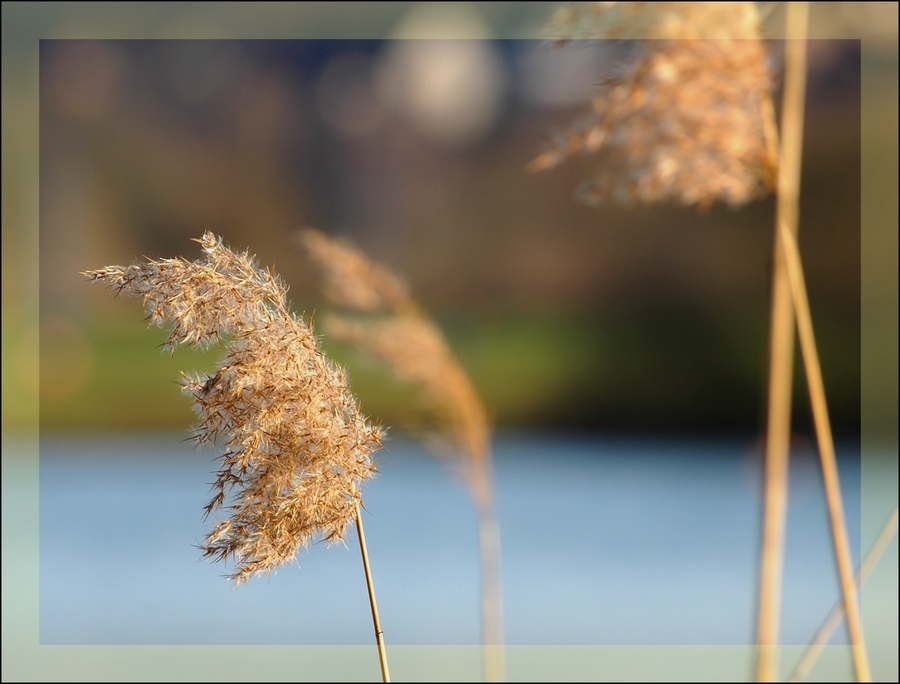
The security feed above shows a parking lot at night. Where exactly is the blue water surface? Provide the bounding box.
[38,432,860,646]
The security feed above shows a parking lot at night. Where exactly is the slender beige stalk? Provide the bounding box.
[755,4,808,681]
[356,503,390,683]
[472,460,504,682]
[789,507,898,682]
[778,220,872,682]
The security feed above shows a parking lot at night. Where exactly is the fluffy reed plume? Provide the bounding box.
[82,233,383,585]
[529,1,778,207]
[300,228,504,681]
[300,230,491,484]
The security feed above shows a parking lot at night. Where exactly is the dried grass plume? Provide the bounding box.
[299,229,491,498]
[83,232,383,584]
[530,1,778,207]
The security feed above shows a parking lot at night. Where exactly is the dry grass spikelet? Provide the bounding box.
[83,232,383,585]
[301,228,412,314]
[531,1,778,208]
[325,314,491,498]
[299,229,490,499]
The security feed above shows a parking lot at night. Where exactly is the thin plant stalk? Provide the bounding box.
[473,464,504,682]
[355,503,390,683]
[789,507,898,682]
[777,220,872,682]
[756,3,810,680]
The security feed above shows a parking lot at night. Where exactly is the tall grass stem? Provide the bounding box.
[756,3,809,680]
[788,507,897,682]
[474,466,505,682]
[355,503,390,682]
[777,219,872,682]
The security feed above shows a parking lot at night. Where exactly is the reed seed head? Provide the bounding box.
[84,232,383,584]
[300,229,493,508]
[300,229,505,659]
[531,2,778,208]
[300,228,412,314]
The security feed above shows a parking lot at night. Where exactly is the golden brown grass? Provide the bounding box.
[529,2,777,208]
[532,3,872,681]
[776,207,871,681]
[759,4,869,681]
[301,228,505,682]
[83,232,390,680]
[756,4,808,679]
